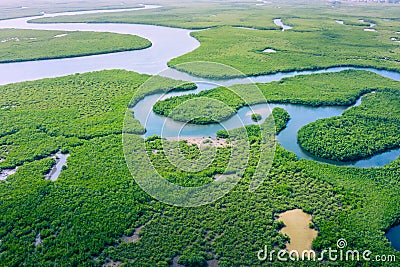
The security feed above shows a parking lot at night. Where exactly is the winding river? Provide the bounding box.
[0,6,399,168]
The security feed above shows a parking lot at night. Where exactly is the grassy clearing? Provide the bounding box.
[0,29,151,63]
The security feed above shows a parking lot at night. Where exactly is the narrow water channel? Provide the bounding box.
[386,225,400,251]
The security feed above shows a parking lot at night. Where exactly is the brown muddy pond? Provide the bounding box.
[277,209,318,254]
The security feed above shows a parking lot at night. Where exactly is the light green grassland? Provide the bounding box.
[31,0,400,30]
[0,29,151,63]
[0,0,145,20]
[31,0,400,78]
[168,24,400,78]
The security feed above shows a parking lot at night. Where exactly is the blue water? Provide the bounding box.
[386,225,400,251]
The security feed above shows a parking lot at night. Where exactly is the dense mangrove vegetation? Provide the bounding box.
[1,70,399,266]
[0,29,151,63]
[153,96,235,124]
[0,70,195,169]
[251,113,262,122]
[298,90,400,161]
[272,108,290,134]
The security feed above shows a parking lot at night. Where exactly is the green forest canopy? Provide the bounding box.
[0,70,399,266]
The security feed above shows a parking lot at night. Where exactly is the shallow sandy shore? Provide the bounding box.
[166,137,229,147]
[214,174,237,181]
[122,225,144,243]
[103,260,123,267]
[234,26,259,31]
[0,167,17,181]
[0,105,16,109]
[263,48,277,53]
[54,33,68,38]
[45,152,70,181]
